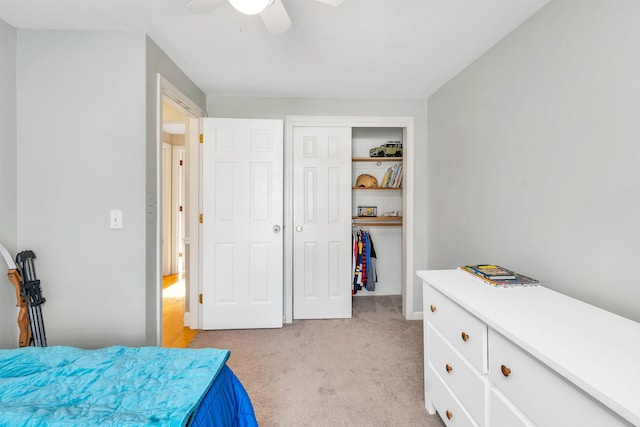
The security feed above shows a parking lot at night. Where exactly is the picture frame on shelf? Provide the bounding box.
[357,206,377,217]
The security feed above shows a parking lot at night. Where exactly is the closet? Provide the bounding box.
[351,127,403,296]
[285,116,414,322]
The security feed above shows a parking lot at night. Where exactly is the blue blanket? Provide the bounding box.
[0,346,230,426]
[190,365,257,427]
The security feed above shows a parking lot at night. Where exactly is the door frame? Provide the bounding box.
[284,116,415,323]
[171,145,186,275]
[157,75,206,341]
[161,142,173,277]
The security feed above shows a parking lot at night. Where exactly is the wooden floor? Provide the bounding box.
[162,274,199,348]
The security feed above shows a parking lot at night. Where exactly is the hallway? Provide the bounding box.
[162,274,198,348]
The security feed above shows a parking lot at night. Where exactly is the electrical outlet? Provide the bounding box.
[110,210,123,229]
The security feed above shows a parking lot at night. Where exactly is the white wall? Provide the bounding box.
[0,19,18,348]
[207,97,428,313]
[427,0,640,322]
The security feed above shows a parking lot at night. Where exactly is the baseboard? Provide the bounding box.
[183,311,190,327]
[352,291,401,297]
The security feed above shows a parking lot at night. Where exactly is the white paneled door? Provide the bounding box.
[293,127,352,319]
[202,118,283,329]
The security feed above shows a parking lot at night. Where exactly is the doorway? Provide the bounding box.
[161,97,190,347]
[161,99,193,347]
[157,75,206,347]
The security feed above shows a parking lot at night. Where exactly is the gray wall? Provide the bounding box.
[12,30,205,348]
[427,0,640,322]
[0,19,17,348]
[208,97,429,313]
[17,30,148,347]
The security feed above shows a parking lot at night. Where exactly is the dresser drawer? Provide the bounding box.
[428,323,487,427]
[427,364,479,427]
[489,330,630,427]
[490,388,533,427]
[426,285,488,373]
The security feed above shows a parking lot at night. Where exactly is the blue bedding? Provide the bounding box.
[190,365,257,427]
[0,346,257,426]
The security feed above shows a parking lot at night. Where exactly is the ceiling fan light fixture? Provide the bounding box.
[228,0,270,15]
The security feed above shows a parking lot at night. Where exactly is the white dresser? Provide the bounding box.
[418,269,640,427]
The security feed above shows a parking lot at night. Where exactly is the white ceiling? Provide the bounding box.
[0,0,549,99]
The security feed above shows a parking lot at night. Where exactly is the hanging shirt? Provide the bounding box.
[366,233,377,291]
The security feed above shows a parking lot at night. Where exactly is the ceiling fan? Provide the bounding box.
[186,0,343,34]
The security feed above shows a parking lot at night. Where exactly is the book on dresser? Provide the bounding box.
[458,264,539,287]
[466,264,516,280]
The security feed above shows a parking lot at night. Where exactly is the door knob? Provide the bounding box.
[296,225,303,232]
[273,225,281,233]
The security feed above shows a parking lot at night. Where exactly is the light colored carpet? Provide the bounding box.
[189,296,446,427]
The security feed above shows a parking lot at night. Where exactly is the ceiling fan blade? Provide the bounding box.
[315,0,344,6]
[260,0,292,34]
[186,0,223,14]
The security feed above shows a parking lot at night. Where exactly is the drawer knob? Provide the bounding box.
[430,305,437,312]
[501,364,512,377]
[445,364,453,373]
[446,410,453,420]
[461,331,469,342]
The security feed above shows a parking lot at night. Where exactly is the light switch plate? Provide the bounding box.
[110,210,123,229]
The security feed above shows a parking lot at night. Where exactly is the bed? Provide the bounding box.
[0,346,258,426]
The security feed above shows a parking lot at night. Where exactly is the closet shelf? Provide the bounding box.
[352,216,403,227]
[352,157,403,162]
[352,223,402,227]
[352,216,402,220]
[352,187,402,191]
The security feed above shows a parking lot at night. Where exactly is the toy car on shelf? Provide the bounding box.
[369,141,403,157]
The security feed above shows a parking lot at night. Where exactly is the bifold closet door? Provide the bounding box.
[293,126,352,319]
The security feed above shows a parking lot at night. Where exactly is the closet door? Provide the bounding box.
[293,126,352,319]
